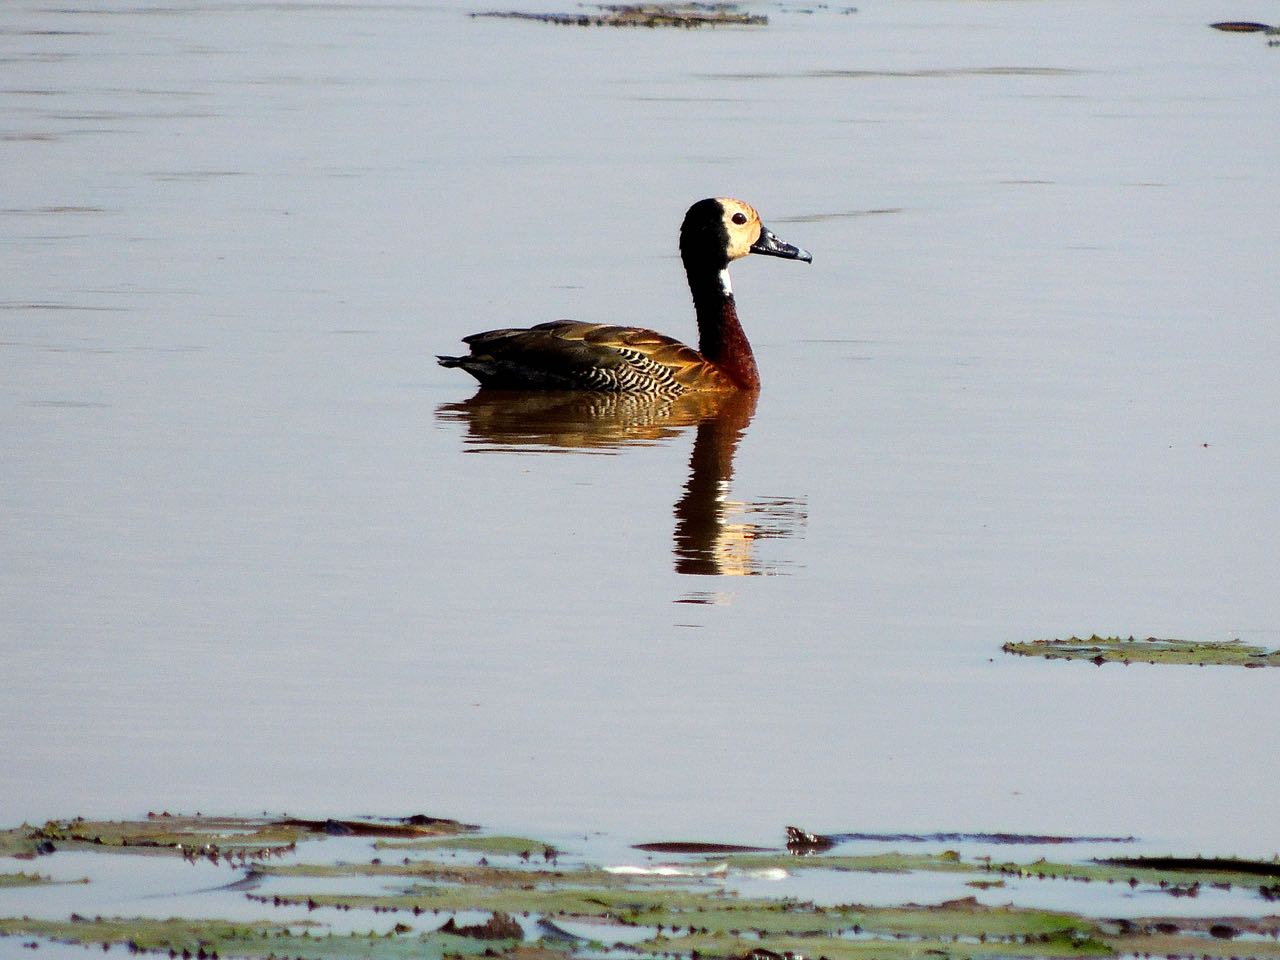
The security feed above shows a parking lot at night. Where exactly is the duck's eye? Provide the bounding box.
[731,212,748,225]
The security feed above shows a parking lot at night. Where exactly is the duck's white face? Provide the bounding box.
[716,197,764,261]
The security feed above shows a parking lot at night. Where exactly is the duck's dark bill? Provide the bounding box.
[751,226,813,263]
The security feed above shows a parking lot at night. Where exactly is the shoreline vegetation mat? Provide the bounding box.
[4,814,1280,959]
[1001,635,1280,668]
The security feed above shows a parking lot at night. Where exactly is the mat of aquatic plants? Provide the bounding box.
[1002,635,1280,667]
[3,814,1280,959]
[472,4,768,28]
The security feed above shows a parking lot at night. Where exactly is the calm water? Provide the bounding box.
[2,0,1279,857]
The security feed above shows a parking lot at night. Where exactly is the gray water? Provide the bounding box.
[2,0,1279,856]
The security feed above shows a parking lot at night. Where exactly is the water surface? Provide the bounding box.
[2,0,1279,856]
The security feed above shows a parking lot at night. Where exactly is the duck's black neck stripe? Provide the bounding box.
[687,269,758,390]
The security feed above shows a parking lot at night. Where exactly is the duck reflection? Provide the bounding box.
[435,390,805,576]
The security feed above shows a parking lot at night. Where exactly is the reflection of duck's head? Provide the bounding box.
[438,198,810,394]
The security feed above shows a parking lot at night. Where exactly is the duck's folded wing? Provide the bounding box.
[443,320,732,392]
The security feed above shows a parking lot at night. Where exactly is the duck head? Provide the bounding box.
[679,197,813,271]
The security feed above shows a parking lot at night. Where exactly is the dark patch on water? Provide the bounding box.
[633,840,773,853]
[1210,21,1275,33]
[2,205,106,214]
[0,301,122,311]
[26,400,111,409]
[707,66,1083,80]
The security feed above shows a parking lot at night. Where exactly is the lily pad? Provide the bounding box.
[249,882,764,920]
[375,835,556,857]
[0,917,526,960]
[987,855,1280,893]
[1002,635,1280,667]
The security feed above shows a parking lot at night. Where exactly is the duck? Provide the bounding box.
[437,197,811,394]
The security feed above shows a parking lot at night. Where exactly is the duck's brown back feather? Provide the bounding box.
[438,320,736,394]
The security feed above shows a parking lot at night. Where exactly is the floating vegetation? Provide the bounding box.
[0,812,474,861]
[375,834,558,859]
[1002,635,1280,667]
[247,880,757,919]
[708,848,1280,897]
[471,4,768,29]
[0,871,53,887]
[985,855,1280,894]
[6,814,1280,960]
[0,917,508,960]
[635,921,1114,960]
[1102,855,1280,880]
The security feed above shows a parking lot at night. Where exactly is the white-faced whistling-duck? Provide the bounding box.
[438,197,811,394]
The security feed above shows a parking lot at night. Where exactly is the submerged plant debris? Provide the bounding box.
[4,814,1280,959]
[1002,635,1280,667]
[471,4,768,28]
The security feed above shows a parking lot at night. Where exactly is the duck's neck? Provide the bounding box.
[687,263,760,391]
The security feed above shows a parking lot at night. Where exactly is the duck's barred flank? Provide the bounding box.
[577,348,685,395]
[439,197,812,394]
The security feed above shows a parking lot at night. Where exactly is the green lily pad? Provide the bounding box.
[0,916,531,960]
[987,855,1280,892]
[1002,635,1280,667]
[250,882,764,920]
